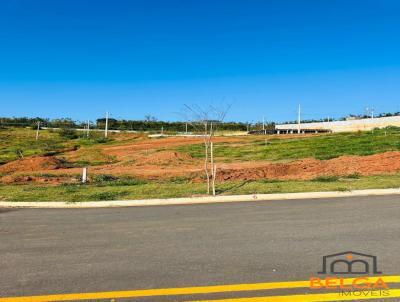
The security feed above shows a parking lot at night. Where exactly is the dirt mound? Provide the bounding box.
[0,174,77,185]
[217,151,400,181]
[102,136,241,160]
[139,151,194,165]
[0,156,64,173]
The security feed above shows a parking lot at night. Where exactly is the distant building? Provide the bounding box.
[345,116,361,121]
[275,115,400,133]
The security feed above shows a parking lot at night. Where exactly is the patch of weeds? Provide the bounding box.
[25,186,48,191]
[63,185,80,193]
[42,145,69,156]
[92,174,147,186]
[59,128,78,139]
[66,195,85,203]
[95,137,112,144]
[89,191,129,201]
[109,177,147,186]
[32,172,58,178]
[343,173,361,179]
[76,137,114,146]
[93,174,118,182]
[312,176,340,182]
[169,176,192,184]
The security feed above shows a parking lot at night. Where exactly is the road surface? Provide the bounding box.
[1,195,400,301]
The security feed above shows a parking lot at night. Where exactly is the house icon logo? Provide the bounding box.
[318,251,382,275]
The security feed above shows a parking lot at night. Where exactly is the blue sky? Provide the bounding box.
[1,0,400,122]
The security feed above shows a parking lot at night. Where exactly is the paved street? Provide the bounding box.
[1,195,400,301]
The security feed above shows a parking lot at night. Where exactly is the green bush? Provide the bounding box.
[95,137,110,144]
[59,128,78,139]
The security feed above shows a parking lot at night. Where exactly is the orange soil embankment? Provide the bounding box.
[86,150,200,179]
[0,156,72,184]
[2,144,400,184]
[139,151,194,165]
[217,151,400,181]
[0,156,64,173]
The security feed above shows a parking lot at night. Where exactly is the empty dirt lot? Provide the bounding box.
[2,133,400,185]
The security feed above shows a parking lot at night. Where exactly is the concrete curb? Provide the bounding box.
[1,188,400,208]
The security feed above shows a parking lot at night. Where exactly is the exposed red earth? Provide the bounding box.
[2,147,400,184]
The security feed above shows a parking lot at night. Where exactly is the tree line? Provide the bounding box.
[0,117,257,132]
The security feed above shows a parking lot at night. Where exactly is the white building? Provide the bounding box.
[276,115,400,133]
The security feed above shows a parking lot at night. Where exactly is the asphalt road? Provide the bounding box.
[1,195,400,301]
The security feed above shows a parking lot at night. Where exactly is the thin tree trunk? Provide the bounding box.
[213,163,217,196]
[211,141,216,196]
[204,122,210,194]
[205,141,210,194]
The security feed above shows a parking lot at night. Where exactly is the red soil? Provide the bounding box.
[102,136,241,160]
[139,151,194,165]
[217,151,400,181]
[0,156,63,173]
[1,174,77,185]
[2,134,400,184]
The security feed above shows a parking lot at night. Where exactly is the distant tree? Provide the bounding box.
[145,115,157,122]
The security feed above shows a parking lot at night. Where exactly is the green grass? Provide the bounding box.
[177,127,400,162]
[1,173,399,202]
[0,127,119,165]
[0,128,66,163]
[312,176,340,182]
[2,127,400,202]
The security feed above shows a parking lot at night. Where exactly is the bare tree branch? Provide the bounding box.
[183,103,231,195]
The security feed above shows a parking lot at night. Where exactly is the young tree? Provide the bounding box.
[184,104,231,195]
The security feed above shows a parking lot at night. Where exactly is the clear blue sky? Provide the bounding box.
[1,0,400,122]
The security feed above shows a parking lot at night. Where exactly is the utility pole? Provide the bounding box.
[185,122,188,135]
[104,112,109,138]
[86,120,90,138]
[366,107,374,119]
[262,116,265,134]
[297,104,301,134]
[35,121,40,140]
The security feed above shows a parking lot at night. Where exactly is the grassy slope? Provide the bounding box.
[1,173,400,202]
[0,128,66,163]
[0,127,121,166]
[177,127,400,161]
